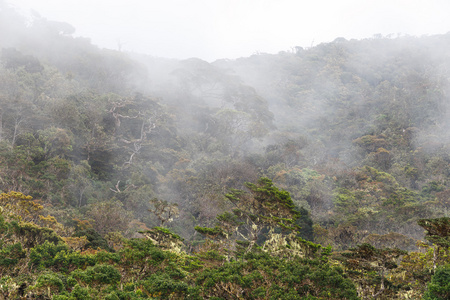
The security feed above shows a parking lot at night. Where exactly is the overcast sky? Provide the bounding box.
[9,0,450,61]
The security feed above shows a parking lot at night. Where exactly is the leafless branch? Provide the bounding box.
[110,180,121,193]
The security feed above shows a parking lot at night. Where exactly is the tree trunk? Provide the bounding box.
[11,114,22,146]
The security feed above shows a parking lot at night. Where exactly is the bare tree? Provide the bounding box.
[108,98,159,167]
[122,117,156,167]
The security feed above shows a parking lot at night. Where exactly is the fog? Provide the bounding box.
[10,0,450,61]
[1,0,450,252]
[3,2,450,298]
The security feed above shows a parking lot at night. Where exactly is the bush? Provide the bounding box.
[71,264,121,285]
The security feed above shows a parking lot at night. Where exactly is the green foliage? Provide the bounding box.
[337,243,408,299]
[418,217,450,248]
[28,240,119,273]
[86,200,132,235]
[140,273,189,298]
[119,238,168,276]
[150,226,182,240]
[328,166,429,249]
[148,198,180,226]
[69,284,93,300]
[196,178,310,258]
[196,251,358,299]
[73,227,112,251]
[34,272,65,293]
[12,221,62,248]
[295,207,314,241]
[353,134,388,153]
[423,265,450,300]
[140,226,184,252]
[0,243,25,269]
[71,264,121,285]
[29,241,71,270]
[194,225,227,240]
[2,7,450,298]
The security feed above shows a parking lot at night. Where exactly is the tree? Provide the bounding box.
[0,191,43,223]
[38,127,73,159]
[195,251,358,300]
[434,189,450,216]
[417,217,450,272]
[423,265,450,300]
[68,161,92,207]
[418,217,450,249]
[398,241,450,299]
[147,198,179,226]
[107,95,163,168]
[196,177,320,258]
[2,48,43,73]
[86,201,132,236]
[336,243,407,299]
[296,206,314,241]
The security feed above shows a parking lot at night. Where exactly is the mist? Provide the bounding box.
[3,1,450,298]
[10,0,450,61]
[1,0,450,252]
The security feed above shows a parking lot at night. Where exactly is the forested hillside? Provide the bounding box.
[1,2,450,299]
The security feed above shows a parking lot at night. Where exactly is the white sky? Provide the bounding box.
[9,0,450,61]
